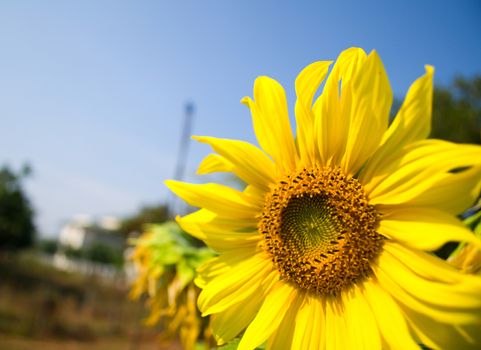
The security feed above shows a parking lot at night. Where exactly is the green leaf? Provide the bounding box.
[175,258,195,291]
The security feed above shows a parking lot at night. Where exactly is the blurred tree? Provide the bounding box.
[0,164,36,251]
[120,203,169,235]
[431,75,481,144]
[64,246,83,259]
[37,239,58,255]
[84,242,123,266]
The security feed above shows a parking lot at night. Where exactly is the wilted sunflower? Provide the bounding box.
[166,48,481,349]
[129,222,215,350]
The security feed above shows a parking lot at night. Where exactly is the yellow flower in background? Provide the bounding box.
[129,222,215,350]
[166,48,481,349]
[450,243,481,275]
[449,203,481,275]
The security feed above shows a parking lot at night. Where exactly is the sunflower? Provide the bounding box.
[129,222,215,350]
[166,48,481,349]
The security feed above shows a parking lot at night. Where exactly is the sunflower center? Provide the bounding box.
[260,166,384,296]
[280,195,339,253]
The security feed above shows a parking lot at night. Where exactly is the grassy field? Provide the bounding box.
[0,252,177,350]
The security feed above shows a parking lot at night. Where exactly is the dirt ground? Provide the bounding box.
[0,334,180,350]
[0,253,182,350]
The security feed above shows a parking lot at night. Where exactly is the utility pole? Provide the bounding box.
[170,102,195,218]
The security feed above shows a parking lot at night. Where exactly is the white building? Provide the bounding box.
[58,215,124,252]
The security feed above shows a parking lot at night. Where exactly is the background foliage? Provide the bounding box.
[431,76,481,144]
[0,164,35,251]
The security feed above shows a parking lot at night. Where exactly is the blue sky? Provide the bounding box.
[1,1,480,237]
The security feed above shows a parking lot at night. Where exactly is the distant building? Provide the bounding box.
[52,216,125,280]
[58,215,124,252]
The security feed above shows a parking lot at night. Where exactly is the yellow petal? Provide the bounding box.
[378,207,481,251]
[343,287,382,350]
[292,294,328,350]
[195,253,247,289]
[365,139,481,205]
[197,153,233,174]
[402,305,481,349]
[360,66,434,183]
[383,66,434,147]
[241,76,298,172]
[313,47,367,166]
[294,60,332,167]
[193,136,276,191]
[195,258,224,287]
[363,282,420,350]
[310,295,326,350]
[291,294,316,350]
[382,242,470,283]
[175,208,258,246]
[198,252,272,316]
[238,281,298,350]
[178,209,258,238]
[398,165,481,215]
[211,288,264,346]
[376,243,481,324]
[177,212,261,252]
[266,293,306,350]
[244,184,267,206]
[325,298,349,350]
[165,180,260,218]
[340,50,393,175]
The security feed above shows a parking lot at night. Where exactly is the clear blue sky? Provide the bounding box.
[1,0,480,237]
